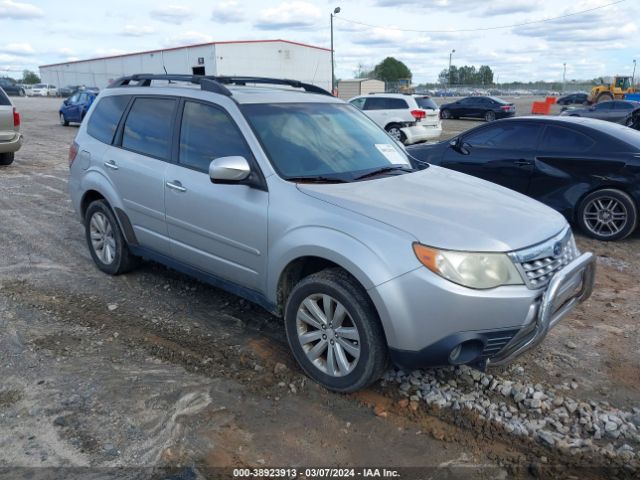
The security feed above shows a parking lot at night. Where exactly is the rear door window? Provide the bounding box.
[178,101,252,172]
[540,125,594,152]
[87,95,130,145]
[363,97,408,110]
[122,97,176,160]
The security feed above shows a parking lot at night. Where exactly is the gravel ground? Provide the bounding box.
[0,96,638,479]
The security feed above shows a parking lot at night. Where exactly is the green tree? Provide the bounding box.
[21,70,40,84]
[372,57,412,82]
[478,65,493,85]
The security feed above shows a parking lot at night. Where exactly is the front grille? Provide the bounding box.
[480,329,520,359]
[511,229,578,290]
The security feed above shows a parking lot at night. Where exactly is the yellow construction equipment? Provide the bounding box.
[588,76,636,103]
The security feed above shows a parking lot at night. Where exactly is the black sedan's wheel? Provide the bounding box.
[84,200,140,274]
[577,189,637,241]
[284,268,388,392]
[440,109,452,119]
[484,110,496,122]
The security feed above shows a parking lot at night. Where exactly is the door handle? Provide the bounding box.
[104,160,118,170]
[166,181,187,192]
[514,160,533,167]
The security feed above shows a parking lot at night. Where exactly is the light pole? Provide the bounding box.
[448,49,455,90]
[562,63,567,92]
[633,59,637,87]
[330,6,340,95]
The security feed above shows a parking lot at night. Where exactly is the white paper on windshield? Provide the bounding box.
[375,144,408,165]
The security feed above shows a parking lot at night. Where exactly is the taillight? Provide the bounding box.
[501,105,512,111]
[13,107,20,127]
[68,141,79,166]
[411,109,426,120]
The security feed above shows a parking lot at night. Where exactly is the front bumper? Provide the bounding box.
[375,252,595,370]
[0,133,22,154]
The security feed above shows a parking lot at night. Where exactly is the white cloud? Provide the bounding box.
[255,1,321,30]
[121,25,156,36]
[0,0,44,19]
[150,5,193,25]
[211,1,244,23]
[0,42,34,55]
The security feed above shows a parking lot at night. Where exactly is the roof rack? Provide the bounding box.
[108,74,332,97]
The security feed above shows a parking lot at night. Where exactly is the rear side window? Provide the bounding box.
[179,101,252,172]
[540,125,594,152]
[122,97,176,160]
[364,97,408,110]
[87,95,130,144]
[465,123,541,150]
[415,97,437,109]
[349,98,366,109]
[0,88,10,106]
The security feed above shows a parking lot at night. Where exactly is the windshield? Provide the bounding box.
[242,103,411,180]
[33,84,46,88]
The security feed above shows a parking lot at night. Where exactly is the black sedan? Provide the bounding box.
[408,116,640,241]
[439,96,515,122]
[556,92,588,105]
[560,100,640,126]
[0,77,25,97]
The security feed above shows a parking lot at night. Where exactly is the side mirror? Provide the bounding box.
[63,100,69,105]
[449,138,470,155]
[209,156,251,184]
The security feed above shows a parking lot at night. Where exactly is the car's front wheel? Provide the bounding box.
[284,268,388,392]
[0,152,15,166]
[577,189,638,241]
[84,200,140,274]
[59,113,69,126]
[440,109,452,119]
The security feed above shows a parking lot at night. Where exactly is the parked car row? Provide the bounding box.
[560,100,640,126]
[65,74,596,392]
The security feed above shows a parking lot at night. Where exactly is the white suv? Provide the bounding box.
[349,93,442,145]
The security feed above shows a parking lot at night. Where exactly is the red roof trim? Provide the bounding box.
[39,39,330,68]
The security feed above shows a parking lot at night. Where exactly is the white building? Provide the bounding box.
[39,39,331,91]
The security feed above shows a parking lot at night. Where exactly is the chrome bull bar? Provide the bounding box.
[489,252,596,367]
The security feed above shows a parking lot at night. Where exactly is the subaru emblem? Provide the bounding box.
[553,242,562,256]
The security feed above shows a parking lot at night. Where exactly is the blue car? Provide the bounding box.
[59,90,98,126]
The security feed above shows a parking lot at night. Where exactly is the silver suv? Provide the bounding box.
[68,75,595,392]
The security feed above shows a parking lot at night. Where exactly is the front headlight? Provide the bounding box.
[412,243,524,289]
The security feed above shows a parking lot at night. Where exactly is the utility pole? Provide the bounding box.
[633,59,637,87]
[562,63,567,92]
[330,7,341,95]
[448,49,455,90]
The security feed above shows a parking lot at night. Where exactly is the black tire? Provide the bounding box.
[484,110,496,122]
[284,268,388,393]
[577,189,637,241]
[440,109,452,119]
[596,93,613,103]
[18,89,25,97]
[385,123,407,144]
[84,200,140,274]
[0,152,15,166]
[60,113,69,126]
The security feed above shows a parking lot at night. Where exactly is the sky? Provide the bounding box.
[0,0,639,84]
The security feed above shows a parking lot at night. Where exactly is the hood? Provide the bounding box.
[298,165,567,252]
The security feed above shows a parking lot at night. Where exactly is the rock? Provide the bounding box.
[514,392,526,403]
[630,414,640,428]
[53,416,66,427]
[570,382,578,390]
[564,340,577,349]
[397,399,409,408]
[531,399,542,409]
[538,430,556,447]
[374,405,388,417]
[289,383,297,394]
[103,444,118,456]
[553,396,564,407]
[273,362,288,374]
[533,391,544,400]
[605,421,618,432]
[500,385,512,397]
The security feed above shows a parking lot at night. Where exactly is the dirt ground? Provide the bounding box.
[0,96,638,479]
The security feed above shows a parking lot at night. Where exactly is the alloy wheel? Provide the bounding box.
[582,196,628,238]
[387,127,402,142]
[89,212,116,264]
[295,293,361,377]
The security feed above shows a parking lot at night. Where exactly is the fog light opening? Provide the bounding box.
[449,340,484,365]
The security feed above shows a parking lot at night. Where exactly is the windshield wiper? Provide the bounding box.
[286,176,349,184]
[353,165,414,181]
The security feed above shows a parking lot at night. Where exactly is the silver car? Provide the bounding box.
[68,75,596,392]
[0,87,22,166]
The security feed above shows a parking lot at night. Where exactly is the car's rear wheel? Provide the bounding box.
[60,113,69,126]
[284,268,388,392]
[484,110,496,122]
[18,89,25,97]
[385,124,407,144]
[84,200,140,274]
[577,189,637,241]
[0,152,15,166]
[440,109,452,119]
